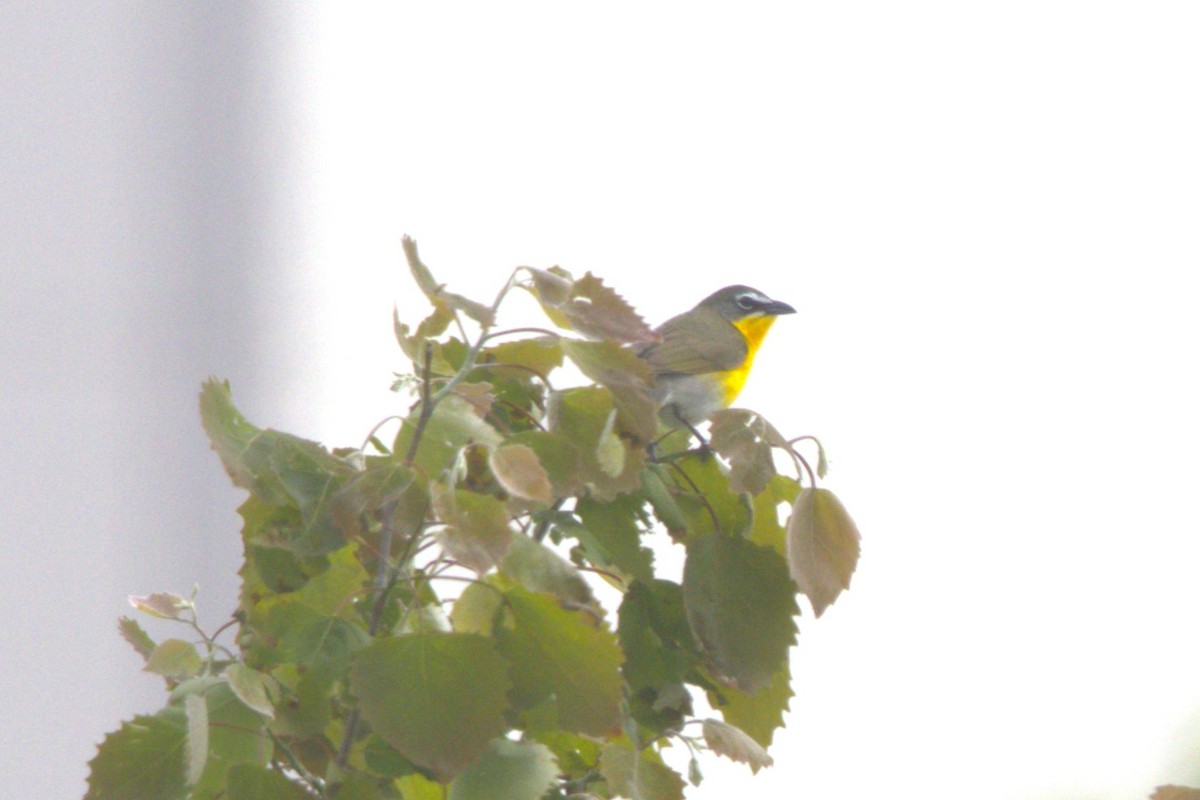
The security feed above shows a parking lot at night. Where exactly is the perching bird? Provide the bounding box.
[637,285,796,427]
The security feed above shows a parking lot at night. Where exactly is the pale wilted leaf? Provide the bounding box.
[567,273,658,344]
[128,592,191,620]
[432,484,514,573]
[525,266,574,306]
[596,411,626,478]
[561,339,657,442]
[501,533,597,612]
[1152,787,1200,800]
[452,382,495,418]
[526,268,657,345]
[183,694,208,786]
[709,409,777,497]
[786,488,861,617]
[701,719,774,773]
[225,663,277,718]
[490,444,554,504]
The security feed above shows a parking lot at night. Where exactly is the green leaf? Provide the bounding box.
[708,409,777,497]
[450,579,505,635]
[618,581,697,732]
[171,678,272,800]
[701,719,774,773]
[490,443,555,504]
[225,764,314,800]
[786,488,861,618]
[705,661,792,748]
[363,735,419,779]
[395,304,457,372]
[665,453,751,538]
[349,632,512,781]
[547,386,646,499]
[575,495,655,585]
[269,666,331,738]
[483,335,564,376]
[500,532,598,612]
[402,235,496,326]
[226,663,278,718]
[499,587,624,737]
[561,339,658,443]
[144,639,203,681]
[394,394,503,479]
[618,581,696,692]
[200,379,353,556]
[528,729,600,784]
[682,534,797,692]
[749,473,800,558]
[85,708,188,800]
[599,742,685,800]
[641,466,689,540]
[448,739,559,800]
[118,616,156,662]
[396,773,445,800]
[261,602,370,683]
[331,462,429,546]
[432,484,515,573]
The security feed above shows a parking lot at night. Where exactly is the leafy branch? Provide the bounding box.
[89,238,863,800]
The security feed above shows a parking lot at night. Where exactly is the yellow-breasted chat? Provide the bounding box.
[638,285,796,428]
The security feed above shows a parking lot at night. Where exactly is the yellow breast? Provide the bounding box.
[720,315,778,405]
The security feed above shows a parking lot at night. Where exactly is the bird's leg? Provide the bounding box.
[681,417,713,460]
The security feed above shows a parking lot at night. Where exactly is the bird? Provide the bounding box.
[637,284,796,430]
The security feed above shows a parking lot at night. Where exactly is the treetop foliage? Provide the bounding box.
[88,237,862,800]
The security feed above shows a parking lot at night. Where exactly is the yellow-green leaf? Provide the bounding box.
[499,587,623,737]
[144,640,202,681]
[599,742,684,800]
[349,632,512,781]
[432,485,514,573]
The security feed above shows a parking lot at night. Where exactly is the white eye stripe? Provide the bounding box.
[735,291,771,309]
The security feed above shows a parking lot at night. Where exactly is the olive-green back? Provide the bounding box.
[638,306,747,377]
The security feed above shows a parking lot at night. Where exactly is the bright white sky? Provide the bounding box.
[287,4,1200,798]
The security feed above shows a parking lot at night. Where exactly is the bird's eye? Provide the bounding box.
[735,295,757,310]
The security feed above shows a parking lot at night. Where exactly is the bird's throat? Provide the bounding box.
[722,315,778,405]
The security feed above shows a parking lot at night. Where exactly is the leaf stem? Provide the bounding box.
[666,460,722,535]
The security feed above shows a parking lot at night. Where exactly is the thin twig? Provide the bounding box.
[403,342,436,466]
[268,727,325,795]
[666,459,722,535]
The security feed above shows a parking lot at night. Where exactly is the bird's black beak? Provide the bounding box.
[764,299,796,316]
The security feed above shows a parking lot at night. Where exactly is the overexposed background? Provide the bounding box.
[2,3,1198,798]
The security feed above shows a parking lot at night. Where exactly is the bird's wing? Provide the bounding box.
[638,307,748,376]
